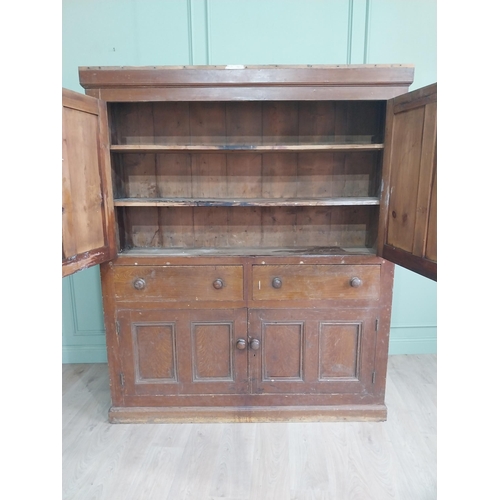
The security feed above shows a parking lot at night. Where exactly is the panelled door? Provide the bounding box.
[116,308,249,399]
[248,308,380,396]
[62,88,116,277]
[378,83,437,280]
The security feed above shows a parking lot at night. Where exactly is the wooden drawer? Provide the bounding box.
[113,265,243,302]
[252,265,380,301]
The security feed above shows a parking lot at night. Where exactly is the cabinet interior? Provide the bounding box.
[109,100,386,256]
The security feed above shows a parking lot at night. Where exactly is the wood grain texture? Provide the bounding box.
[63,354,436,500]
[112,265,244,302]
[117,308,249,399]
[110,144,384,152]
[79,65,414,103]
[62,89,116,276]
[107,96,387,255]
[115,205,379,251]
[112,197,381,207]
[425,158,437,262]
[379,83,437,280]
[134,323,177,382]
[252,264,380,301]
[319,322,360,379]
[192,322,233,380]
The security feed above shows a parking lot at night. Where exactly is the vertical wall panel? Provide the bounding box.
[62,266,107,363]
[366,0,437,89]
[348,0,369,64]
[188,0,210,64]
[62,0,191,91]
[207,0,351,64]
[389,265,437,354]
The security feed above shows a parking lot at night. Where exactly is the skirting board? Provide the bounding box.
[108,405,388,424]
[62,345,108,364]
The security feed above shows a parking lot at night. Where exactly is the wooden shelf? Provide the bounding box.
[118,246,377,257]
[110,143,384,153]
[113,197,380,207]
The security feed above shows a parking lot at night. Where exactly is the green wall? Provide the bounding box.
[62,0,437,363]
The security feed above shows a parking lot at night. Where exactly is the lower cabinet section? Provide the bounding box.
[110,306,388,422]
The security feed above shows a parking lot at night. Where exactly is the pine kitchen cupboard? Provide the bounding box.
[62,65,437,423]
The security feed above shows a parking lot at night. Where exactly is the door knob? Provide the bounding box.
[272,277,282,289]
[350,277,362,288]
[133,278,146,290]
[213,278,224,289]
[249,338,260,350]
[236,338,247,350]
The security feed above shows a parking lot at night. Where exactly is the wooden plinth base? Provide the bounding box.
[108,405,387,423]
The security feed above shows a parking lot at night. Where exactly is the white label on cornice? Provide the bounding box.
[225,65,245,69]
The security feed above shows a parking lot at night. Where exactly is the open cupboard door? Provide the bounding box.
[62,88,117,277]
[378,83,437,281]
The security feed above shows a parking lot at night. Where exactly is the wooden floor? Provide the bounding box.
[62,354,436,500]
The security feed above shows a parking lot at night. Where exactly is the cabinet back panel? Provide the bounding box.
[109,101,385,145]
[117,206,378,251]
[112,151,382,199]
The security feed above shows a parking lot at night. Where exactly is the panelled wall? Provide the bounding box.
[62,0,437,363]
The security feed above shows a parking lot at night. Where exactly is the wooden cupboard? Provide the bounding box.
[62,65,437,422]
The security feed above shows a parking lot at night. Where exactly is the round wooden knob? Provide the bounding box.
[213,278,224,290]
[272,277,282,289]
[350,277,362,288]
[249,338,260,350]
[236,339,246,350]
[133,278,146,290]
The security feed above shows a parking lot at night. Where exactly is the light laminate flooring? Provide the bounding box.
[62,354,437,500]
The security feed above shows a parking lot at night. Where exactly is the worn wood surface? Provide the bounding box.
[109,100,384,148]
[112,306,383,411]
[251,264,380,301]
[112,265,244,302]
[62,88,116,276]
[113,152,381,202]
[108,98,386,254]
[117,308,249,398]
[379,83,437,280]
[100,256,393,419]
[110,143,383,152]
[114,246,377,258]
[62,353,436,500]
[113,197,380,207]
[117,205,378,250]
[79,64,414,102]
[248,308,379,397]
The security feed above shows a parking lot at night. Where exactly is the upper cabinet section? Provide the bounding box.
[74,65,419,260]
[62,89,117,277]
[78,64,414,102]
[378,83,437,280]
[69,64,440,278]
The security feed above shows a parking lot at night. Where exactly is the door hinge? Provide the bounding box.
[375,318,379,332]
[116,321,120,335]
[372,371,376,384]
[119,372,124,387]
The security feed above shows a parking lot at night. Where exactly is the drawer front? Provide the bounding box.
[252,265,380,301]
[114,265,243,302]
